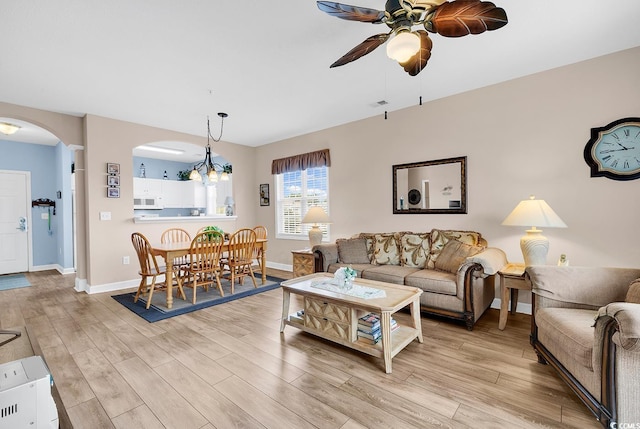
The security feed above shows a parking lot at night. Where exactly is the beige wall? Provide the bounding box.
[255,46,640,270]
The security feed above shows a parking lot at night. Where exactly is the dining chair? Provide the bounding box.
[161,227,192,267]
[131,232,185,309]
[252,225,267,274]
[176,231,225,303]
[221,228,257,293]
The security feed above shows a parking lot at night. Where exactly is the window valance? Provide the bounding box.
[271,149,331,175]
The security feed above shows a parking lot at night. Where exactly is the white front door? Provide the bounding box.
[0,171,30,274]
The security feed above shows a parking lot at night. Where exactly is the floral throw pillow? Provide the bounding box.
[373,234,400,265]
[400,233,430,268]
[427,229,482,269]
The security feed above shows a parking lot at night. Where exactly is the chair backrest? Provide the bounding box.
[228,228,257,263]
[131,232,159,275]
[252,226,267,259]
[189,231,224,272]
[161,227,191,244]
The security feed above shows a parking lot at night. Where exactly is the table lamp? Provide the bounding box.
[301,206,331,247]
[501,195,567,266]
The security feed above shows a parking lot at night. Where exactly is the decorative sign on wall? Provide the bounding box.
[260,183,269,206]
[107,162,120,198]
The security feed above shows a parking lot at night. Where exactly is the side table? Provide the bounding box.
[292,249,315,277]
[498,263,528,330]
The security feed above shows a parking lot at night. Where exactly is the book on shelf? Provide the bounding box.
[357,329,381,341]
[289,309,304,324]
[358,336,381,345]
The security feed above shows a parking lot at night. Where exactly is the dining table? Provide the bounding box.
[151,238,268,309]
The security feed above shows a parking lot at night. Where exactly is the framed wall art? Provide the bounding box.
[107,187,120,198]
[107,175,120,186]
[260,183,270,206]
[107,163,120,175]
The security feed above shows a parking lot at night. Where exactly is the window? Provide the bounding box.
[276,166,329,240]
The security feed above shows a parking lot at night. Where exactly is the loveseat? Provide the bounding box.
[527,266,640,427]
[313,229,508,330]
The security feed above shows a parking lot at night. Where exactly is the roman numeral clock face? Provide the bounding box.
[584,117,640,181]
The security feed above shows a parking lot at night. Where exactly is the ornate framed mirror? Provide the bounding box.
[393,156,467,214]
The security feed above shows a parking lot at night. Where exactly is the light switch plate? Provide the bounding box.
[99,212,111,221]
[41,213,49,220]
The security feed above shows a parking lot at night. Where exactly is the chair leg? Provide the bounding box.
[146,276,157,309]
[134,276,146,303]
[248,265,257,288]
[230,269,235,294]
[192,276,198,304]
[214,273,224,297]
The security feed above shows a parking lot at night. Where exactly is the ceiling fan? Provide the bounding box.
[317,0,508,76]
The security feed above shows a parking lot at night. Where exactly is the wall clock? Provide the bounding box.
[584,117,640,181]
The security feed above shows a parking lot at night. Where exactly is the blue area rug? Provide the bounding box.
[0,274,31,291]
[112,275,283,322]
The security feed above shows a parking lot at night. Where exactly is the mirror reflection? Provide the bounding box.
[393,156,467,214]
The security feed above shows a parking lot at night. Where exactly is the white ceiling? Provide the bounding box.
[1,0,640,153]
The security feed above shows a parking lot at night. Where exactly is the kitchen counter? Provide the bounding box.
[133,215,237,223]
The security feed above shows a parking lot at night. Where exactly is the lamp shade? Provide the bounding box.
[224,196,235,205]
[386,31,420,62]
[301,207,331,224]
[501,196,567,228]
[502,196,567,266]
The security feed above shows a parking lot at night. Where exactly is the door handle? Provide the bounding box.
[16,217,27,232]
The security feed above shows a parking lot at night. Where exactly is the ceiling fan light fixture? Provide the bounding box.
[0,122,21,135]
[386,31,420,62]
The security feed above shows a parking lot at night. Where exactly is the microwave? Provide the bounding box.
[133,196,163,210]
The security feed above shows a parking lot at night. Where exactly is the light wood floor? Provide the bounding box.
[0,269,601,429]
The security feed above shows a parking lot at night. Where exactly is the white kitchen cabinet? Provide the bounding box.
[133,177,163,197]
[160,180,206,208]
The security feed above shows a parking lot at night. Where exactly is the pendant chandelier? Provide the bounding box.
[189,112,230,182]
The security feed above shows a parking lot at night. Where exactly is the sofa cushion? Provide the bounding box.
[400,233,430,268]
[626,278,640,304]
[372,234,400,265]
[405,270,457,295]
[434,240,484,274]
[361,265,420,285]
[427,229,482,269]
[535,307,596,371]
[336,238,370,265]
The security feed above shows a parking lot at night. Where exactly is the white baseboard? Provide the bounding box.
[266,261,293,272]
[490,298,532,315]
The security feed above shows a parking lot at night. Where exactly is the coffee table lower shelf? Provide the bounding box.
[279,273,423,374]
[283,318,419,360]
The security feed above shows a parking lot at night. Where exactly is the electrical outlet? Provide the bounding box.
[122,256,130,265]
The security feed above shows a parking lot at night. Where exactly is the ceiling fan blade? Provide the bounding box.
[317,1,386,23]
[399,31,433,76]
[426,0,508,37]
[330,33,390,68]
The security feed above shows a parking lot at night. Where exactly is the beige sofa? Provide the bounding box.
[313,229,507,330]
[527,266,640,427]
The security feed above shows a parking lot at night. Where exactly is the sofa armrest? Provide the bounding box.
[527,266,640,308]
[464,247,508,276]
[596,303,640,352]
[312,243,338,272]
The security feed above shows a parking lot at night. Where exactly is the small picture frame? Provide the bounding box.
[107,187,120,198]
[259,183,269,206]
[107,163,120,175]
[107,175,120,186]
